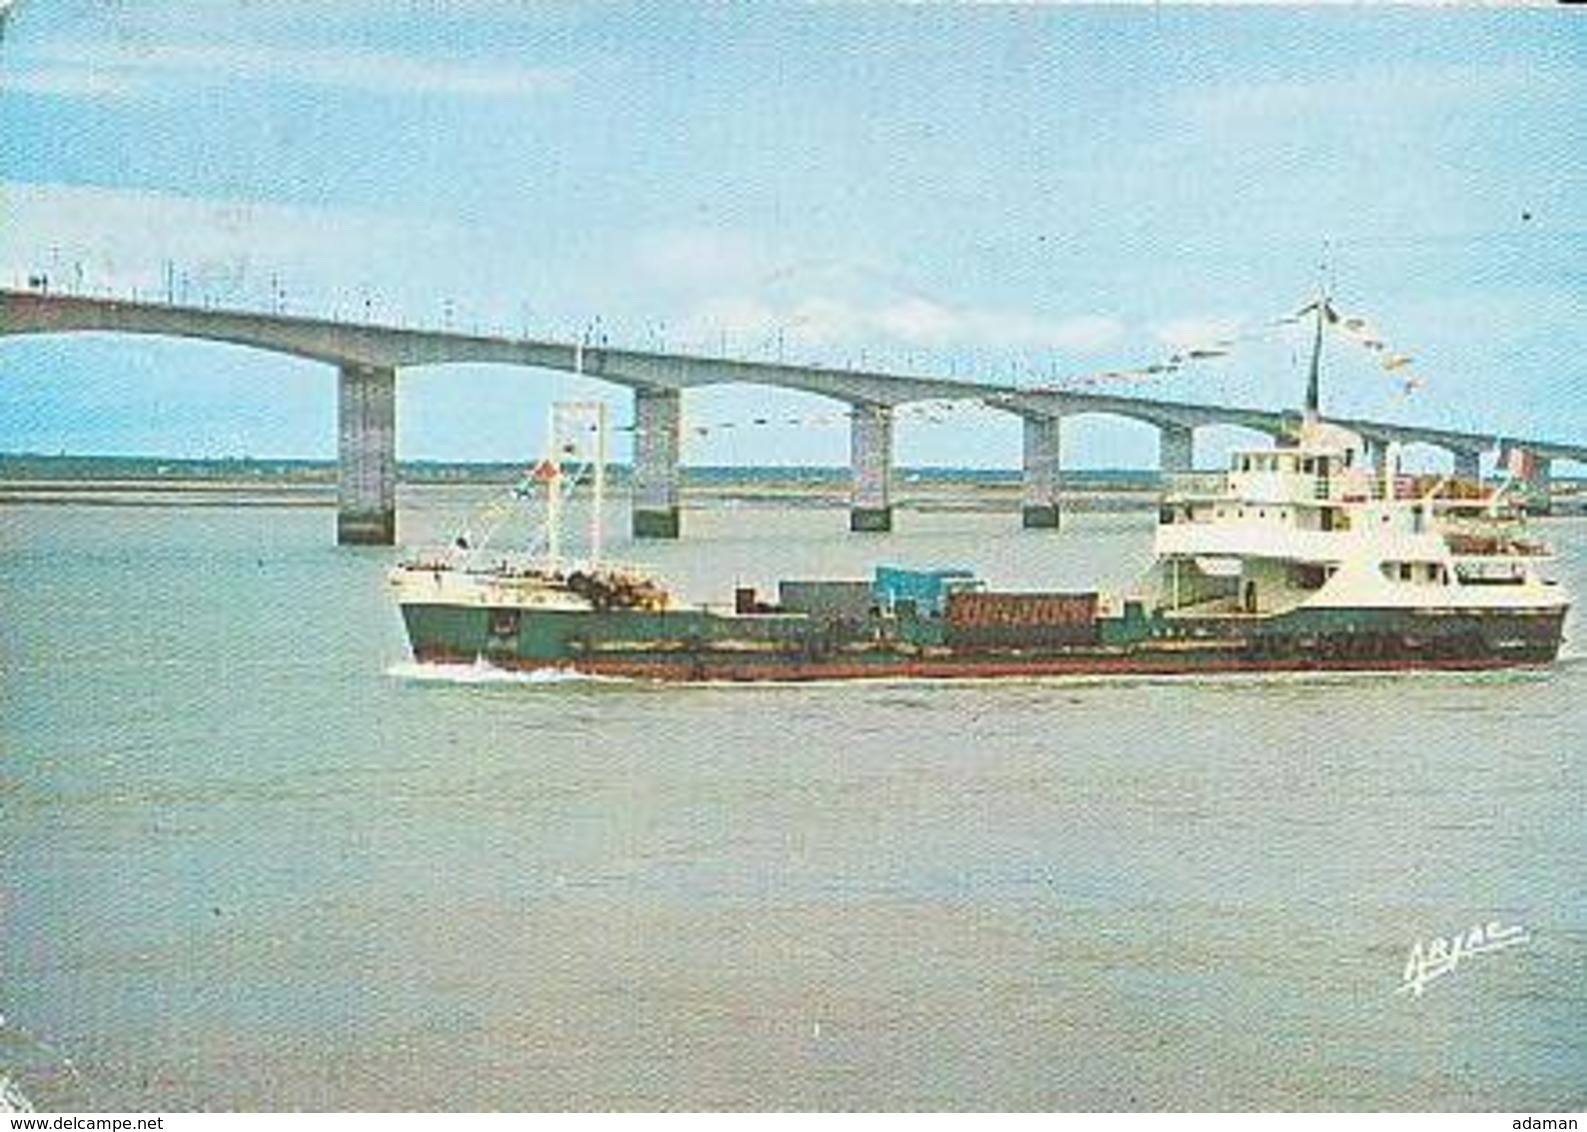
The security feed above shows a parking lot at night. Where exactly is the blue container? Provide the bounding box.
[872,566,980,617]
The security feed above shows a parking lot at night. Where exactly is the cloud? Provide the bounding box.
[872,300,1125,352]
[872,297,961,347]
[0,181,467,308]
[1149,316,1244,350]
[632,229,775,292]
[676,291,1124,356]
[673,295,864,350]
[1179,61,1573,134]
[5,186,1125,364]
[0,66,129,98]
[631,227,1126,356]
[966,310,1125,352]
[19,40,569,100]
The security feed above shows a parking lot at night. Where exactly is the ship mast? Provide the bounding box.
[543,411,563,571]
[542,400,609,571]
[1304,289,1327,424]
[590,401,607,567]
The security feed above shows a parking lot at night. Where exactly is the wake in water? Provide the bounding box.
[674,661,1573,694]
[386,659,629,687]
[0,1074,32,1114]
[0,1012,90,1112]
[386,657,1574,693]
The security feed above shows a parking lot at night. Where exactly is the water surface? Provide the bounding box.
[3,495,1584,1110]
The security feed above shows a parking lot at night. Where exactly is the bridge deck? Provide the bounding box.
[5,286,1582,462]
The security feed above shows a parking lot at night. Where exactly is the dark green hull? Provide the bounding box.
[399,600,1567,681]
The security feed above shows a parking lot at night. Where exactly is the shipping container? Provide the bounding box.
[778,579,874,621]
[872,565,983,617]
[944,591,1101,648]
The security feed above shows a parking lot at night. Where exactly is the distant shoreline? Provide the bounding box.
[0,453,1158,486]
[0,454,1172,513]
[0,476,1164,514]
[3,455,1580,515]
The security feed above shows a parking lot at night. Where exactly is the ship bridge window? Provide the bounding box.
[1382,561,1451,585]
[1289,563,1329,590]
[1455,563,1526,586]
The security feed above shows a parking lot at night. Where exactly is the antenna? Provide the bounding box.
[591,401,607,566]
[546,401,608,569]
[1305,292,1325,421]
[543,413,563,571]
[1305,242,1333,421]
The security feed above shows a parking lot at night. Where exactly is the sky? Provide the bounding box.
[0,1,1583,470]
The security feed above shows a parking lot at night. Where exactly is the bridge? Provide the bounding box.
[3,287,1583,544]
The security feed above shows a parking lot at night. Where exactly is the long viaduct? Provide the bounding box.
[3,287,1583,545]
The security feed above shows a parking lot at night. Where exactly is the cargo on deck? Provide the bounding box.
[944,591,1102,648]
[391,299,1572,682]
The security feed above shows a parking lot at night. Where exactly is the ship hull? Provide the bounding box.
[398,601,1567,682]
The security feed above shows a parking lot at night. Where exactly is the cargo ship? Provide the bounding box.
[391,320,1569,681]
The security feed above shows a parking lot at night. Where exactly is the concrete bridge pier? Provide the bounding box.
[1534,456,1555,513]
[632,387,682,539]
[1499,443,1554,512]
[1452,448,1482,482]
[1363,437,1391,477]
[1020,413,1062,529]
[1158,422,1195,477]
[1499,443,1553,480]
[850,403,894,532]
[337,363,397,545]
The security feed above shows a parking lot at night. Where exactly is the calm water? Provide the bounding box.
[2,493,1584,1111]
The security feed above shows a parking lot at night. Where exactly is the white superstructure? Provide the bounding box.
[1149,418,1565,618]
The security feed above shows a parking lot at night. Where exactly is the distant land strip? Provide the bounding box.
[0,453,1165,488]
[0,453,1169,513]
[3,454,1583,515]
